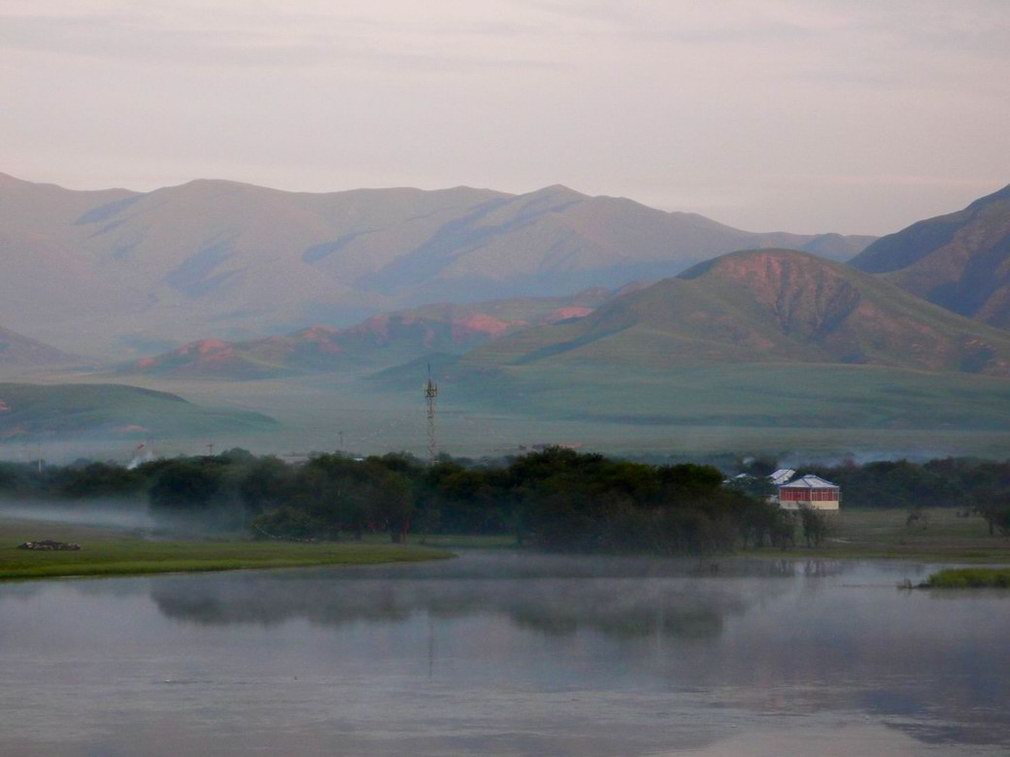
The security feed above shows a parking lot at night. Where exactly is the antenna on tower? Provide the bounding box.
[424,362,439,464]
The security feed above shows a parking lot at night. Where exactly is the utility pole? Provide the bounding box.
[206,442,215,457]
[424,363,438,464]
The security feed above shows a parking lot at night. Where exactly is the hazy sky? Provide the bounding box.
[3,0,1009,234]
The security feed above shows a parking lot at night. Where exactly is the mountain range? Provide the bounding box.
[3,171,1010,446]
[365,248,1010,433]
[0,324,76,368]
[851,183,1010,329]
[464,248,1010,375]
[0,172,873,357]
[140,246,1010,382]
[122,289,616,379]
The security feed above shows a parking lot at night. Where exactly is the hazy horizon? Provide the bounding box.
[3,1,1009,236]
[5,166,1007,239]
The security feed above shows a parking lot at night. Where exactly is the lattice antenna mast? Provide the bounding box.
[424,363,439,463]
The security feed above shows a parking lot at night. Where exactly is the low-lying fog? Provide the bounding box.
[0,500,155,530]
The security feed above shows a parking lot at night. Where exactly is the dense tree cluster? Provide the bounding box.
[805,458,1010,511]
[244,448,795,553]
[1,451,1009,550]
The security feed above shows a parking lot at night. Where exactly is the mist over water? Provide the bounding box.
[0,553,1007,755]
[0,499,155,531]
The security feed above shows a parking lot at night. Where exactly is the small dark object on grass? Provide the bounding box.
[17,540,82,551]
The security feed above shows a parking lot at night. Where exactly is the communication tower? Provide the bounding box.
[424,363,439,463]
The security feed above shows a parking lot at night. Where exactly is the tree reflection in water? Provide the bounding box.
[150,553,806,639]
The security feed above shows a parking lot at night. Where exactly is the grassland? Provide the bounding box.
[414,510,1010,563]
[368,358,1010,458]
[453,362,1010,431]
[922,567,1010,588]
[415,534,519,550]
[1,507,1007,583]
[12,363,1010,462]
[0,520,452,581]
[788,508,1010,563]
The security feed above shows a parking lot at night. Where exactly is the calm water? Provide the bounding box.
[0,553,1008,756]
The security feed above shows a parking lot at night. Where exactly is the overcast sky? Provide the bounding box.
[2,0,1009,234]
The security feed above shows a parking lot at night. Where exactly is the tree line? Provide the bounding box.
[2,450,1008,548]
[0,448,798,552]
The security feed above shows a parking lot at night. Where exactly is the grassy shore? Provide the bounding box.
[922,567,1010,588]
[417,510,1010,563]
[3,507,1008,582]
[0,520,453,581]
[783,508,1010,563]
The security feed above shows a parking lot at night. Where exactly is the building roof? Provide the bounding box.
[779,474,839,490]
[768,468,796,486]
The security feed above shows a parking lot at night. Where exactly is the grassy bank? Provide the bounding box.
[778,508,1010,563]
[922,567,1010,588]
[362,509,1010,562]
[417,510,1010,563]
[4,506,1008,580]
[0,520,452,581]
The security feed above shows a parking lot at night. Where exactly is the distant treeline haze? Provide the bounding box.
[1,450,1009,550]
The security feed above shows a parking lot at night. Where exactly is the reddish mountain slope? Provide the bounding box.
[467,249,1010,376]
[125,291,609,378]
[850,184,1010,328]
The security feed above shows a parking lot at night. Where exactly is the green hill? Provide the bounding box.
[0,383,276,439]
[372,249,1010,432]
[850,184,1010,328]
[465,249,1010,375]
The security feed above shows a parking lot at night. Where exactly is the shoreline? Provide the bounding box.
[0,523,455,582]
[3,505,1010,582]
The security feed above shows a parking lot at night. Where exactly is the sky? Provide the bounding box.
[2,0,1009,235]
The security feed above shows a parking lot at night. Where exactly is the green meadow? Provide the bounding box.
[789,508,1010,563]
[0,520,452,581]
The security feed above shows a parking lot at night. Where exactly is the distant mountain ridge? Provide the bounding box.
[463,249,1010,376]
[0,382,276,439]
[124,290,614,379]
[850,183,1010,328]
[0,324,77,368]
[0,172,874,357]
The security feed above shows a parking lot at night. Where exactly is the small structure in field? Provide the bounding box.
[775,474,840,511]
[17,540,82,551]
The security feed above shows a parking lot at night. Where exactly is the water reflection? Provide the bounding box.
[149,553,799,640]
[0,554,1006,756]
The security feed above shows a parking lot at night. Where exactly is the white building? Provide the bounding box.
[769,468,796,486]
[776,474,841,511]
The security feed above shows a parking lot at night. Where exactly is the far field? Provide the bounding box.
[419,509,1010,563]
[0,519,452,581]
[1,506,1008,583]
[790,508,1010,563]
[7,363,1010,465]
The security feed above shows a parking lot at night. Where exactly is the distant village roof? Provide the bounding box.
[779,474,839,490]
[769,468,796,486]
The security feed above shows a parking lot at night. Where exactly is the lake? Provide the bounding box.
[0,553,1007,755]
